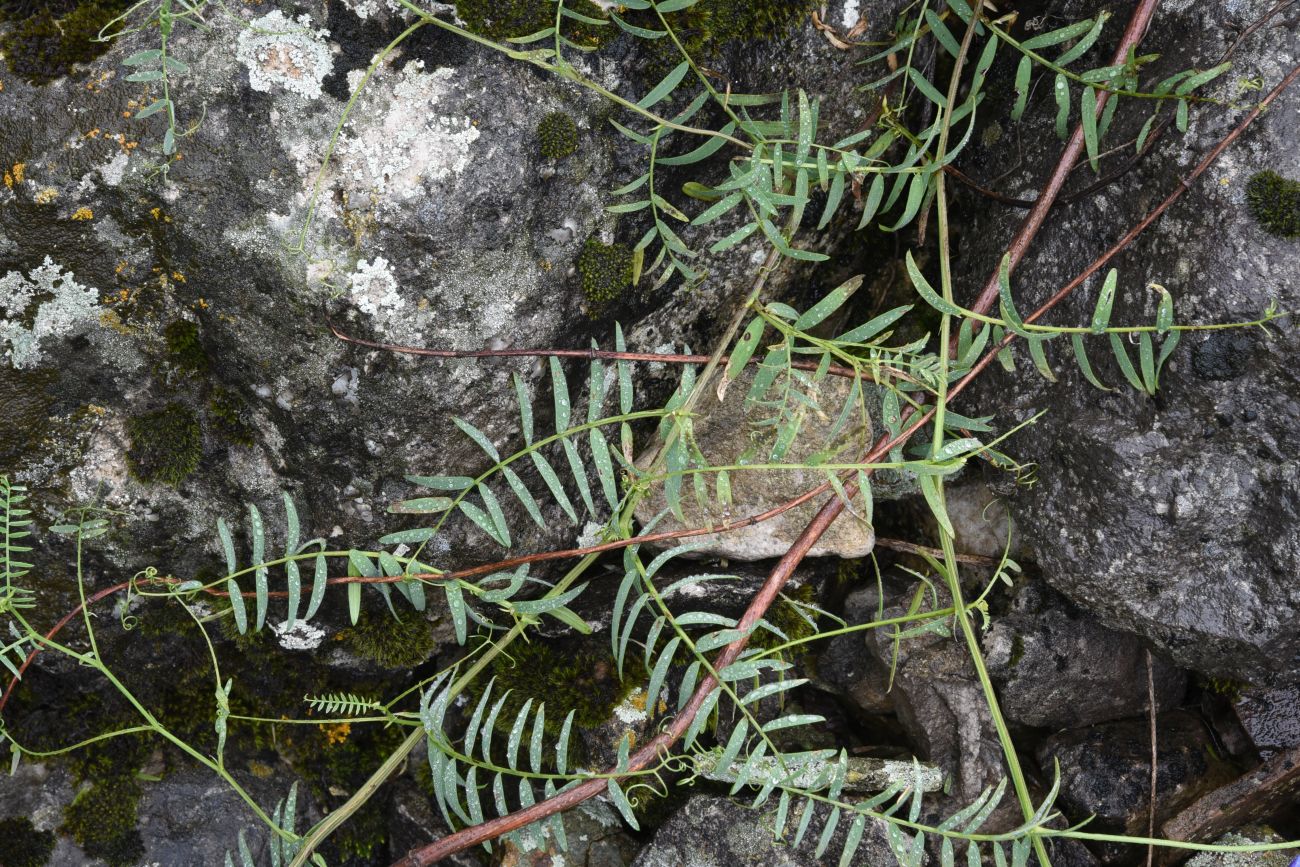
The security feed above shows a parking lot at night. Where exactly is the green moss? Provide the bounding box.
[127,402,201,486]
[0,0,130,84]
[207,386,255,447]
[163,320,209,375]
[749,584,820,668]
[537,111,579,160]
[454,0,610,45]
[343,611,436,669]
[1008,633,1026,668]
[0,816,56,867]
[692,0,815,44]
[577,237,634,303]
[466,638,633,741]
[1246,170,1300,239]
[62,780,144,867]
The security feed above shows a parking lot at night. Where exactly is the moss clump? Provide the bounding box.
[163,320,209,374]
[692,0,815,44]
[62,781,144,867]
[1009,633,1026,668]
[577,237,634,303]
[1246,170,1300,239]
[0,0,130,84]
[344,611,436,669]
[207,386,255,447]
[466,639,632,742]
[749,583,820,667]
[454,0,609,44]
[127,402,202,486]
[0,816,56,867]
[537,111,579,160]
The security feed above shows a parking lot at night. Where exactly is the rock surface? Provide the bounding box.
[983,581,1188,730]
[952,0,1300,684]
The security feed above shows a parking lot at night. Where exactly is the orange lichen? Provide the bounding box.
[321,722,351,745]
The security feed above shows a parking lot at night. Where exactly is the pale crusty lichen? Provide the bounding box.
[236,10,334,100]
[0,257,101,368]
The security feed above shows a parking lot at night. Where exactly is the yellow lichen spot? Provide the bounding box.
[34,188,58,205]
[85,404,107,416]
[2,172,10,190]
[321,722,351,746]
[115,260,128,275]
[416,297,430,311]
[71,207,94,221]
[246,760,276,780]
[99,310,132,335]
[193,298,210,311]
[171,271,186,283]
[82,128,101,140]
[150,207,163,220]
[12,163,23,184]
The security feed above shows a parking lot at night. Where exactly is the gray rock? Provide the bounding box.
[1232,686,1300,759]
[855,586,1006,803]
[133,766,318,866]
[1037,711,1235,863]
[631,794,925,867]
[983,581,1188,730]
[951,0,1300,683]
[1184,828,1299,867]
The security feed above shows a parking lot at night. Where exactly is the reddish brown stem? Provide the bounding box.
[328,321,875,380]
[967,0,1161,316]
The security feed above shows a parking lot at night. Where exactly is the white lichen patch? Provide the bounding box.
[272,618,327,650]
[236,11,334,100]
[349,256,403,316]
[99,152,129,187]
[0,257,100,368]
[337,62,480,200]
[613,688,649,726]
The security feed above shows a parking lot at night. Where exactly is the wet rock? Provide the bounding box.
[132,766,318,866]
[631,794,925,867]
[951,0,1300,684]
[387,777,489,867]
[497,799,641,867]
[1232,686,1300,759]
[1038,711,1236,863]
[984,581,1188,730]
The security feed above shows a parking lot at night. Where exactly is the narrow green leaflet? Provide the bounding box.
[726,317,766,382]
[1070,334,1111,390]
[1108,332,1146,392]
[1081,86,1100,171]
[249,504,268,632]
[1054,73,1071,139]
[906,251,962,316]
[1011,56,1032,121]
[919,474,954,538]
[1027,336,1057,382]
[794,275,862,330]
[637,61,690,109]
[606,777,641,830]
[1091,269,1118,333]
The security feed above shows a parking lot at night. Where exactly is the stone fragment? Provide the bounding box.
[634,370,913,561]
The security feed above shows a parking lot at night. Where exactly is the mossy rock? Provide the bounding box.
[127,402,202,486]
[1246,170,1300,239]
[454,0,610,45]
[343,610,437,669]
[537,111,579,160]
[0,0,131,84]
[577,237,634,303]
[465,638,633,744]
[163,320,209,375]
[62,780,144,867]
[0,815,56,867]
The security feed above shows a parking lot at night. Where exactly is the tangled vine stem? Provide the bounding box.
[393,56,1300,867]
